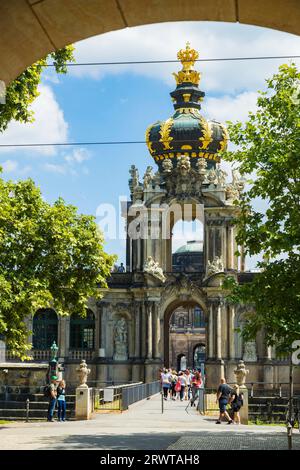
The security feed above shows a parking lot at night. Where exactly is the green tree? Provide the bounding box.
[222,63,300,354]
[0,174,116,358]
[0,45,75,132]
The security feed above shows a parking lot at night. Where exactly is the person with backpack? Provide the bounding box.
[229,384,244,424]
[170,370,178,401]
[57,379,67,422]
[216,377,233,424]
[46,375,58,422]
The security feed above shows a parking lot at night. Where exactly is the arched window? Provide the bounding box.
[32,309,58,350]
[194,344,206,368]
[70,310,95,350]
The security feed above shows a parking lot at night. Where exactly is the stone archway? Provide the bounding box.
[163,295,207,368]
[1,1,300,84]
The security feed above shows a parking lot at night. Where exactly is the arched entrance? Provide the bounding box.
[164,299,206,370]
[1,1,300,84]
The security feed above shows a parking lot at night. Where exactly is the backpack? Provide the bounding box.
[236,393,244,407]
[175,380,181,392]
[43,385,52,398]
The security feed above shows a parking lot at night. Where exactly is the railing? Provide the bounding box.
[68,350,94,360]
[93,381,160,412]
[122,381,161,410]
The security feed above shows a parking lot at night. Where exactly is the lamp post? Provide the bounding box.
[48,341,59,382]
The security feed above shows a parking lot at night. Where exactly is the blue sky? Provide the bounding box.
[1,21,300,268]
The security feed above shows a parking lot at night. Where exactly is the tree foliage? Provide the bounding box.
[222,63,300,353]
[0,175,116,358]
[0,45,75,132]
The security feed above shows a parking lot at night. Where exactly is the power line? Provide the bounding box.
[0,138,231,149]
[47,54,300,67]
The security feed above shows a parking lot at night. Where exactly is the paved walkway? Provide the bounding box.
[0,394,299,450]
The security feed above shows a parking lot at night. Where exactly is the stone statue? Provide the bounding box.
[234,360,249,386]
[225,183,240,202]
[177,154,191,175]
[143,166,153,189]
[225,168,246,203]
[207,168,218,185]
[243,340,257,362]
[113,317,128,360]
[162,158,173,173]
[76,359,91,388]
[216,163,227,187]
[196,157,207,172]
[129,165,139,192]
[144,256,166,283]
[206,256,224,277]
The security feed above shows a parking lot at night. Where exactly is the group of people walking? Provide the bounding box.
[160,369,244,425]
[46,375,67,422]
[160,368,203,406]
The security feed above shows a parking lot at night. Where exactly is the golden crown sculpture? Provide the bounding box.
[173,42,201,86]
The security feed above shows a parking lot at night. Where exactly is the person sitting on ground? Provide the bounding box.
[47,375,58,422]
[229,384,244,425]
[57,379,67,422]
[216,378,233,424]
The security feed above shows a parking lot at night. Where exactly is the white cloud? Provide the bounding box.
[72,21,300,94]
[1,159,18,172]
[0,84,68,156]
[43,163,66,174]
[64,147,90,164]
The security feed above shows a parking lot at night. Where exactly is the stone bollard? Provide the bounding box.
[75,359,92,420]
[234,360,249,425]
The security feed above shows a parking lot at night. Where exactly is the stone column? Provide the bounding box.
[227,224,234,270]
[59,316,66,358]
[216,301,222,360]
[141,303,146,358]
[208,303,214,359]
[146,302,153,359]
[228,305,235,360]
[153,303,161,359]
[134,302,141,358]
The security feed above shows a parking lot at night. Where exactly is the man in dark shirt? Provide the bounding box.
[47,376,58,422]
[216,378,233,424]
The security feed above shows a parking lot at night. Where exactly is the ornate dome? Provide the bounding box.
[145,43,228,170]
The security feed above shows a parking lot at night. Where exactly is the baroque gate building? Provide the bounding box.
[91,44,290,388]
[8,44,297,390]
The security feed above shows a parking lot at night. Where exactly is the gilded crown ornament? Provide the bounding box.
[173,42,201,86]
[145,43,228,171]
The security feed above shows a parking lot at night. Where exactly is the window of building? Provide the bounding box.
[70,310,95,350]
[194,307,205,328]
[32,309,58,350]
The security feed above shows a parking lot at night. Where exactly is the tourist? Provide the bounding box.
[177,371,187,401]
[184,369,192,400]
[215,378,233,424]
[170,369,178,400]
[190,371,202,407]
[161,368,171,400]
[47,375,58,422]
[57,379,67,422]
[229,384,244,424]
